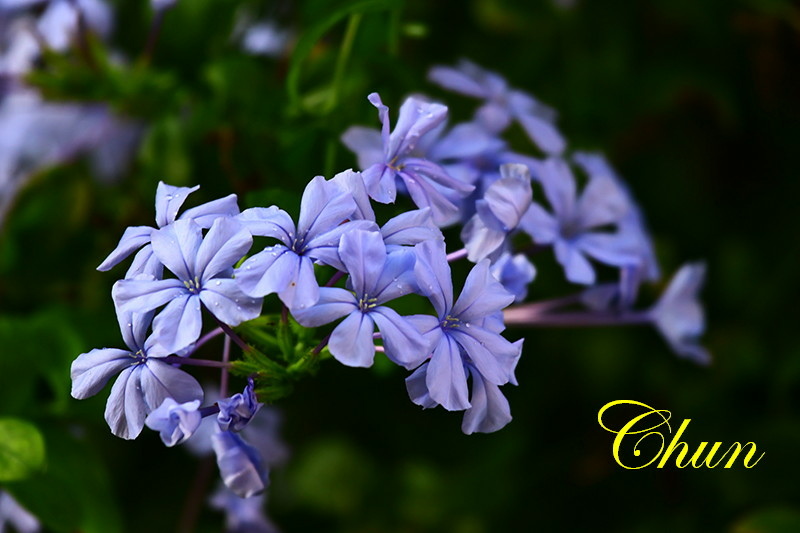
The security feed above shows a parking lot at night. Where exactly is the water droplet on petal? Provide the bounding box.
[465,323,470,328]
[215,280,221,286]
[237,306,242,311]
[214,302,220,307]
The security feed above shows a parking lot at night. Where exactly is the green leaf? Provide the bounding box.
[0,418,46,482]
[286,0,400,112]
[731,507,800,533]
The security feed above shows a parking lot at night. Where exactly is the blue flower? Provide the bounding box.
[428,60,565,155]
[210,485,279,533]
[342,93,474,226]
[235,175,376,311]
[97,182,240,279]
[0,490,39,533]
[490,252,536,302]
[217,378,262,432]
[112,217,262,354]
[404,240,521,422]
[145,398,202,447]
[649,263,710,365]
[520,157,640,285]
[461,163,533,262]
[70,309,204,439]
[293,230,431,369]
[212,430,268,498]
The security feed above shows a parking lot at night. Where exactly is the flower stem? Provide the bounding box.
[213,316,252,353]
[312,333,331,356]
[446,248,468,262]
[162,355,232,368]
[503,308,650,327]
[141,9,165,66]
[220,335,231,398]
[325,270,346,287]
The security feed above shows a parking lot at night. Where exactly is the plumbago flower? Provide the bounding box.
[235,174,376,311]
[649,263,710,364]
[521,157,640,285]
[461,163,533,262]
[144,398,202,447]
[405,240,523,434]
[70,308,203,439]
[292,230,431,369]
[428,59,566,155]
[97,182,239,278]
[112,217,262,354]
[341,93,474,226]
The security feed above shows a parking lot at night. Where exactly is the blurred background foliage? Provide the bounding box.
[1,0,799,531]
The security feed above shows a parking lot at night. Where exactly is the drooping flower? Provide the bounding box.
[209,485,280,533]
[97,182,240,278]
[648,263,710,365]
[235,175,377,311]
[404,240,521,432]
[70,309,204,440]
[217,378,262,432]
[292,230,430,369]
[112,217,262,354]
[341,93,474,226]
[520,157,639,285]
[428,59,565,155]
[461,163,533,262]
[145,398,202,446]
[212,430,268,498]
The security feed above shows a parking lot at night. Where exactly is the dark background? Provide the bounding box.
[1,0,799,531]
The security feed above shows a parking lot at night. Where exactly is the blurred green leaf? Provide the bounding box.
[731,507,800,533]
[0,418,45,482]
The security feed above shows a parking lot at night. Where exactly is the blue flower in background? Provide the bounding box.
[649,263,710,365]
[428,59,565,155]
[218,378,262,432]
[235,175,376,310]
[521,157,639,285]
[70,309,204,439]
[404,240,521,425]
[212,430,268,498]
[490,252,536,302]
[341,93,474,226]
[461,163,533,262]
[293,230,430,368]
[97,182,240,279]
[112,217,262,354]
[145,398,202,447]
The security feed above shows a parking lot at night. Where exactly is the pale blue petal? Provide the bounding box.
[236,207,294,244]
[401,170,461,226]
[331,169,375,221]
[70,348,132,399]
[554,240,595,285]
[461,367,512,435]
[451,259,515,323]
[426,334,470,411]
[151,294,202,354]
[372,306,431,369]
[116,307,154,352]
[277,255,319,311]
[150,219,203,280]
[576,233,641,268]
[112,278,186,314]
[427,63,489,98]
[372,248,418,303]
[462,215,506,263]
[381,208,442,247]
[155,182,199,227]
[292,287,356,327]
[483,163,532,229]
[96,225,152,271]
[104,366,145,440]
[449,327,512,386]
[200,279,262,326]
[235,245,294,298]
[305,219,379,270]
[180,194,240,228]
[361,163,397,204]
[413,240,453,317]
[405,363,438,408]
[519,202,558,244]
[298,176,356,238]
[341,127,385,170]
[576,176,629,229]
[388,96,448,158]
[338,230,386,297]
[194,218,252,283]
[124,245,164,280]
[537,157,576,218]
[516,112,566,155]
[328,312,376,368]
[142,358,204,410]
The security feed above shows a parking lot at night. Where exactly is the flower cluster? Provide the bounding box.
[70,60,710,511]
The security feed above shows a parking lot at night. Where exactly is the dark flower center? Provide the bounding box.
[358,294,378,313]
[183,276,201,294]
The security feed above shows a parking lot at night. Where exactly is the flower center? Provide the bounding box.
[441,315,462,329]
[130,349,147,366]
[358,294,378,312]
[183,276,201,294]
